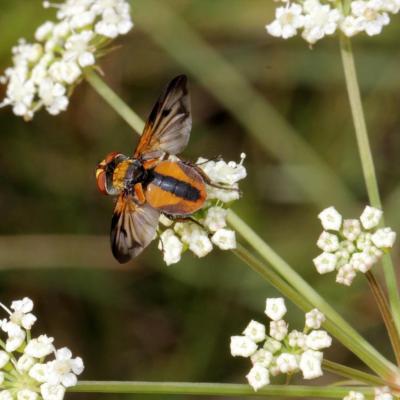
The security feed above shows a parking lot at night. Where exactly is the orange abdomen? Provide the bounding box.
[145,161,206,215]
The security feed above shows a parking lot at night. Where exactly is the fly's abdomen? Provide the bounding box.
[145,161,206,215]
[152,174,200,201]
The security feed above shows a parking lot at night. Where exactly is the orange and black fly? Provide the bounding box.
[96,75,208,263]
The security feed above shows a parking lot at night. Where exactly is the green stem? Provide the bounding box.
[365,271,400,365]
[323,360,386,388]
[86,70,400,382]
[339,35,400,338]
[228,211,399,381]
[85,70,145,133]
[70,381,373,398]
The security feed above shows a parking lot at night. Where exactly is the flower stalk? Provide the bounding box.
[85,71,144,133]
[86,70,399,382]
[339,34,400,338]
[70,381,373,398]
[365,271,400,365]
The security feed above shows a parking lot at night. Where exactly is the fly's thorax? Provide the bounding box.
[123,159,147,188]
[110,158,146,192]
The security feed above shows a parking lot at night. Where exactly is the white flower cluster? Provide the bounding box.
[266,0,399,45]
[313,206,396,286]
[0,0,133,120]
[0,297,84,400]
[230,297,331,391]
[158,154,247,265]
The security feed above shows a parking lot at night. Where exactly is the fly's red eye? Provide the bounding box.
[96,167,108,195]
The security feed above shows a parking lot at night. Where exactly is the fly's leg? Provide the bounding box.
[134,183,146,204]
[163,214,205,229]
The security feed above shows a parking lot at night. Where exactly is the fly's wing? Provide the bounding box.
[111,195,160,263]
[134,75,191,160]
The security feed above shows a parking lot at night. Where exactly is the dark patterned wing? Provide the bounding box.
[134,75,191,160]
[111,194,160,263]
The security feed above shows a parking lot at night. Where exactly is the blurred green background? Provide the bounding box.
[1,0,400,398]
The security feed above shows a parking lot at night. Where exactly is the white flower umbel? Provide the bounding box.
[230,297,331,391]
[266,0,399,45]
[157,155,246,265]
[0,297,84,400]
[0,0,133,120]
[314,206,396,285]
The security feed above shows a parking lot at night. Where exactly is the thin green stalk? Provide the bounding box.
[85,71,145,133]
[365,271,400,365]
[86,71,400,382]
[228,211,399,381]
[339,35,400,337]
[70,381,373,398]
[323,360,387,388]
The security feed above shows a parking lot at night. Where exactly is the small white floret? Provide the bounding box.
[305,309,325,330]
[288,330,307,349]
[29,363,50,383]
[276,352,298,373]
[336,264,357,285]
[46,347,84,387]
[313,252,337,274]
[317,231,339,252]
[211,229,236,250]
[269,319,288,341]
[343,391,365,400]
[16,354,35,372]
[306,330,332,350]
[360,206,382,229]
[266,4,305,39]
[40,383,65,400]
[243,320,266,343]
[230,335,257,357]
[265,298,287,321]
[25,335,55,358]
[301,1,342,44]
[342,219,362,241]
[246,364,270,391]
[263,338,282,354]
[159,229,183,266]
[203,206,227,232]
[299,350,323,379]
[250,349,273,367]
[17,389,38,400]
[371,228,396,249]
[318,207,342,231]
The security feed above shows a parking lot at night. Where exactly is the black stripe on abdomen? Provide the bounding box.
[151,172,200,202]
